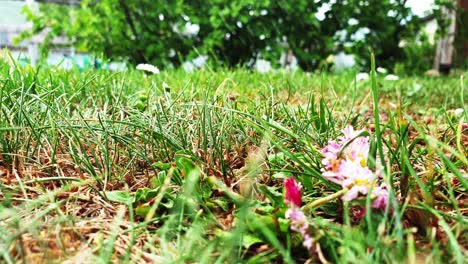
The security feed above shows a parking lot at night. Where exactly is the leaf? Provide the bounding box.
[278,217,290,233]
[135,203,151,218]
[152,162,171,170]
[212,198,229,211]
[176,156,201,189]
[271,171,292,179]
[256,184,283,207]
[267,152,285,163]
[242,233,264,249]
[213,229,233,240]
[105,191,133,205]
[247,214,279,235]
[135,187,159,203]
[299,174,314,190]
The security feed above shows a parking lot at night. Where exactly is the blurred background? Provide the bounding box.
[0,0,466,74]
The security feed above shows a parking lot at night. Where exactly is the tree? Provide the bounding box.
[20,0,423,71]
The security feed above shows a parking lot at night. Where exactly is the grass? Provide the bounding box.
[0,54,467,263]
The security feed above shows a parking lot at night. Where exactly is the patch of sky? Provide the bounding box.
[315,3,330,21]
[406,0,433,17]
[348,18,359,26]
[350,27,370,41]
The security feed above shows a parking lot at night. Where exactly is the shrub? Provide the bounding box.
[19,0,423,71]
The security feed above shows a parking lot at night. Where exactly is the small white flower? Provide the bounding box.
[348,18,359,26]
[192,55,208,68]
[136,63,160,74]
[255,59,272,73]
[454,108,464,117]
[315,3,330,21]
[376,67,388,74]
[333,52,355,71]
[408,83,422,96]
[387,10,397,17]
[355,72,369,81]
[168,49,176,57]
[184,22,200,36]
[384,74,399,81]
[398,40,407,48]
[182,61,195,73]
[350,27,370,41]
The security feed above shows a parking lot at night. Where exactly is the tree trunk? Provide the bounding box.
[434,3,457,74]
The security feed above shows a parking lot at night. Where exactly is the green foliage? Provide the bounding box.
[394,33,435,76]
[332,0,420,69]
[20,0,425,71]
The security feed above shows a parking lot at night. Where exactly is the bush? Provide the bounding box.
[20,0,423,71]
[394,33,435,76]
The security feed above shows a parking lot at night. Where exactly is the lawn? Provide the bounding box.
[0,58,466,263]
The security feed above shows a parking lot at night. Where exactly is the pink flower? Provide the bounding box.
[285,207,308,233]
[339,126,370,166]
[341,126,360,139]
[285,207,315,252]
[284,177,302,207]
[339,159,375,201]
[322,140,341,161]
[371,183,389,210]
[322,168,346,185]
[350,206,366,219]
[284,179,316,252]
[302,234,315,252]
[462,123,468,131]
[320,125,390,208]
[321,126,370,173]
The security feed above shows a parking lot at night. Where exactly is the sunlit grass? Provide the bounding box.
[0,54,466,263]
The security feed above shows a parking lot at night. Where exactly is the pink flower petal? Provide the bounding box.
[284,177,302,207]
[371,184,389,210]
[342,187,359,201]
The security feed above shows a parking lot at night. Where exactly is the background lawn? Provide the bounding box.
[0,60,466,263]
